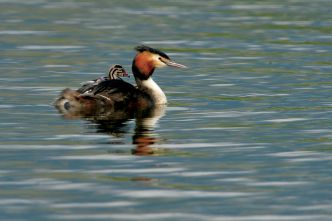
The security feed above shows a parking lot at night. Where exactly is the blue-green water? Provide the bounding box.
[1,0,332,220]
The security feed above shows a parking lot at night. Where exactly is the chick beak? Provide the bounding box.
[122,70,130,78]
[164,60,187,68]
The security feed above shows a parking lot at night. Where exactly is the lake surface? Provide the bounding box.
[1,0,332,220]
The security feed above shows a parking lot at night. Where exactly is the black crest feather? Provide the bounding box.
[135,45,170,59]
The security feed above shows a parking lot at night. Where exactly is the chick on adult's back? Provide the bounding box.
[55,45,187,117]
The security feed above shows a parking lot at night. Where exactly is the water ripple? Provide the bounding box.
[268,151,332,162]
[51,201,137,209]
[228,4,282,10]
[193,111,275,118]
[17,45,86,50]
[50,213,329,221]
[155,142,254,149]
[246,181,311,187]
[52,154,137,161]
[0,145,116,150]
[117,189,253,199]
[0,30,52,35]
[264,118,308,123]
[87,167,185,174]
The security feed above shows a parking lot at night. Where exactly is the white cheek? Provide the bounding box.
[155,62,167,68]
[152,54,167,68]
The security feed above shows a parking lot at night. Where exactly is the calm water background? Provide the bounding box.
[1,0,332,220]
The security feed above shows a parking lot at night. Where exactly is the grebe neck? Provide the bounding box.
[135,77,167,104]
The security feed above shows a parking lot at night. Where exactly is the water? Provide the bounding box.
[1,0,332,220]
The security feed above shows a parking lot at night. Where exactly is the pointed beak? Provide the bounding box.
[122,70,130,78]
[165,60,187,68]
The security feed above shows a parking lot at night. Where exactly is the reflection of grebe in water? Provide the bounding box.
[60,102,166,156]
[132,104,166,155]
[93,104,166,155]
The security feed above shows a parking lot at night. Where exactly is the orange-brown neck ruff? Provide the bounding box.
[133,52,155,80]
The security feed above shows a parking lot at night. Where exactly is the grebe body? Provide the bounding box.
[55,45,186,116]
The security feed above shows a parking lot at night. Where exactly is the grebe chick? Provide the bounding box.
[77,64,128,94]
[108,64,129,80]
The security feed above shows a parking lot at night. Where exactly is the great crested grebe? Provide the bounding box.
[55,45,186,115]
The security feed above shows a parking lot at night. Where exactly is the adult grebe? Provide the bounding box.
[55,45,186,115]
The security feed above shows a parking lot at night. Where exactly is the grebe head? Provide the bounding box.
[132,45,187,80]
[108,64,129,80]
